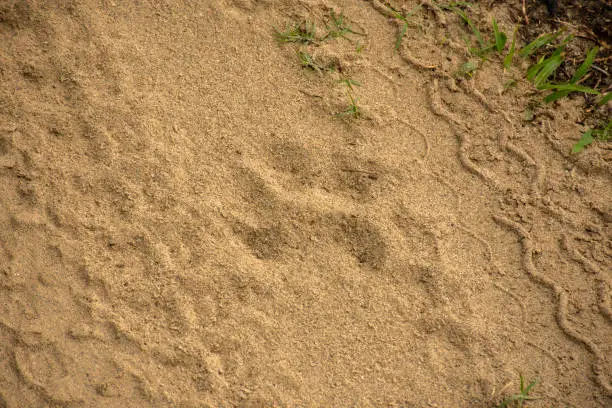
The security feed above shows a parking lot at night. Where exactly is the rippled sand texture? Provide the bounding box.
[1,1,610,407]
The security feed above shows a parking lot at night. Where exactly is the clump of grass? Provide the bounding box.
[525,37,570,89]
[323,10,365,40]
[520,33,602,104]
[435,4,513,63]
[297,51,334,72]
[336,78,361,119]
[541,46,600,103]
[573,119,611,153]
[273,11,369,119]
[274,21,317,44]
[339,78,361,90]
[385,3,422,52]
[497,374,539,408]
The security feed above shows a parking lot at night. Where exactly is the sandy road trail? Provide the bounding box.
[0,0,610,407]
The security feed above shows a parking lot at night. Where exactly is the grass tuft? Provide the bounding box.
[323,10,365,40]
[437,3,511,59]
[274,21,317,44]
[540,45,600,103]
[570,46,598,83]
[355,41,365,53]
[497,374,539,408]
[297,51,335,72]
[525,35,573,89]
[336,78,361,118]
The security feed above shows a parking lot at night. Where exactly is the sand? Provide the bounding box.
[0,0,610,407]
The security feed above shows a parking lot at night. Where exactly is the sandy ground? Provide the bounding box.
[1,0,611,407]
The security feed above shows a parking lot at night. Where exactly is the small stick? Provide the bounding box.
[591,64,609,77]
[522,0,530,25]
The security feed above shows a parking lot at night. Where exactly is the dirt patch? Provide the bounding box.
[0,0,610,407]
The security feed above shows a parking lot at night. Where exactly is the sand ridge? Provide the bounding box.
[0,0,610,407]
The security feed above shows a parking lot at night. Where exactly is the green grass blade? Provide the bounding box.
[504,26,518,69]
[533,53,563,88]
[395,22,408,51]
[539,83,599,94]
[386,5,404,21]
[523,378,539,394]
[526,55,546,81]
[340,78,361,90]
[599,92,612,106]
[530,42,568,87]
[519,30,563,57]
[324,10,365,39]
[572,129,594,153]
[544,90,571,103]
[297,50,320,71]
[387,4,420,52]
[571,46,598,83]
[492,18,507,52]
[405,4,422,18]
[452,7,485,48]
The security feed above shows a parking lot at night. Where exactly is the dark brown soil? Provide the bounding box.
[509,0,611,90]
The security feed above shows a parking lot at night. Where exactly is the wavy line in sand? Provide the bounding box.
[354,1,607,399]
[492,282,528,326]
[454,225,560,368]
[460,81,543,198]
[560,235,612,323]
[395,117,431,162]
[369,65,400,96]
[455,223,529,325]
[428,79,502,190]
[493,215,612,396]
[542,119,570,157]
[366,0,449,72]
[369,0,540,197]
[525,340,562,369]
